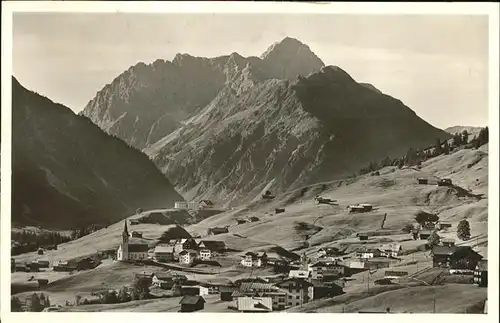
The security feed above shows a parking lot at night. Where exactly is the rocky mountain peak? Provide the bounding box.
[259,37,325,80]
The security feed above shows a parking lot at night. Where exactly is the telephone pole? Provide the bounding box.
[433,288,436,313]
[367,270,370,293]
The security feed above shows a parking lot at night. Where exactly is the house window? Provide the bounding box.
[296,296,300,299]
[288,295,292,299]
[288,302,292,306]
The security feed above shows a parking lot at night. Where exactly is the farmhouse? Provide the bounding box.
[198,240,225,253]
[365,258,392,270]
[117,221,149,261]
[208,226,229,235]
[379,244,402,258]
[53,261,76,272]
[437,178,453,186]
[232,282,285,310]
[181,285,209,296]
[199,200,215,209]
[36,260,50,268]
[431,246,483,270]
[152,272,174,289]
[236,297,273,312]
[73,255,102,271]
[288,270,310,279]
[219,285,237,301]
[154,245,174,262]
[173,238,199,255]
[240,252,268,268]
[179,250,198,265]
[274,278,313,308]
[348,205,366,213]
[308,261,345,280]
[356,248,382,259]
[473,259,488,287]
[309,280,344,300]
[417,178,429,184]
[358,234,369,241]
[174,201,196,210]
[131,231,143,238]
[199,248,212,261]
[441,239,456,247]
[316,247,346,258]
[419,231,432,240]
[179,296,205,312]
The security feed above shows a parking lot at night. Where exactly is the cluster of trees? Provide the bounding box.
[414,211,440,230]
[11,230,72,256]
[457,219,471,241]
[70,224,108,240]
[358,127,489,176]
[11,293,51,312]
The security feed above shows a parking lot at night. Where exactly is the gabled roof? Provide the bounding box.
[128,244,149,253]
[219,286,237,293]
[179,249,198,256]
[432,246,482,258]
[179,295,205,305]
[237,297,272,312]
[275,277,313,286]
[154,272,173,280]
[154,245,174,253]
[198,240,226,250]
[239,282,279,292]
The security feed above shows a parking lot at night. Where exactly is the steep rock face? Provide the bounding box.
[12,78,184,229]
[81,37,325,150]
[148,66,449,206]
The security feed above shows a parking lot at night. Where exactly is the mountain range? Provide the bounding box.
[12,77,183,229]
[82,37,449,206]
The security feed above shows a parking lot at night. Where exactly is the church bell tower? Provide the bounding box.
[121,220,129,260]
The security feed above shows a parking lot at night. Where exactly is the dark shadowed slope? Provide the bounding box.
[12,77,184,229]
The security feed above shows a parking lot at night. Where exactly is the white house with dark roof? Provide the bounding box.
[179,250,198,265]
[379,244,402,258]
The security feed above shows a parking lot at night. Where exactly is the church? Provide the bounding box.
[116,220,149,261]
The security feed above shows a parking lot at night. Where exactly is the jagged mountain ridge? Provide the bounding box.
[148,65,449,206]
[81,37,325,150]
[82,37,449,207]
[12,77,184,229]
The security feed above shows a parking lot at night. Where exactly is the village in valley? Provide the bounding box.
[7,10,494,316]
[10,133,489,313]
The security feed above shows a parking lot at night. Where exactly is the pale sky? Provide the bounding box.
[12,13,489,129]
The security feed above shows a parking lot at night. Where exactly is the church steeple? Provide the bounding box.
[123,220,129,242]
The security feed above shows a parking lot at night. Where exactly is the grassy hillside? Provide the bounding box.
[11,144,488,312]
